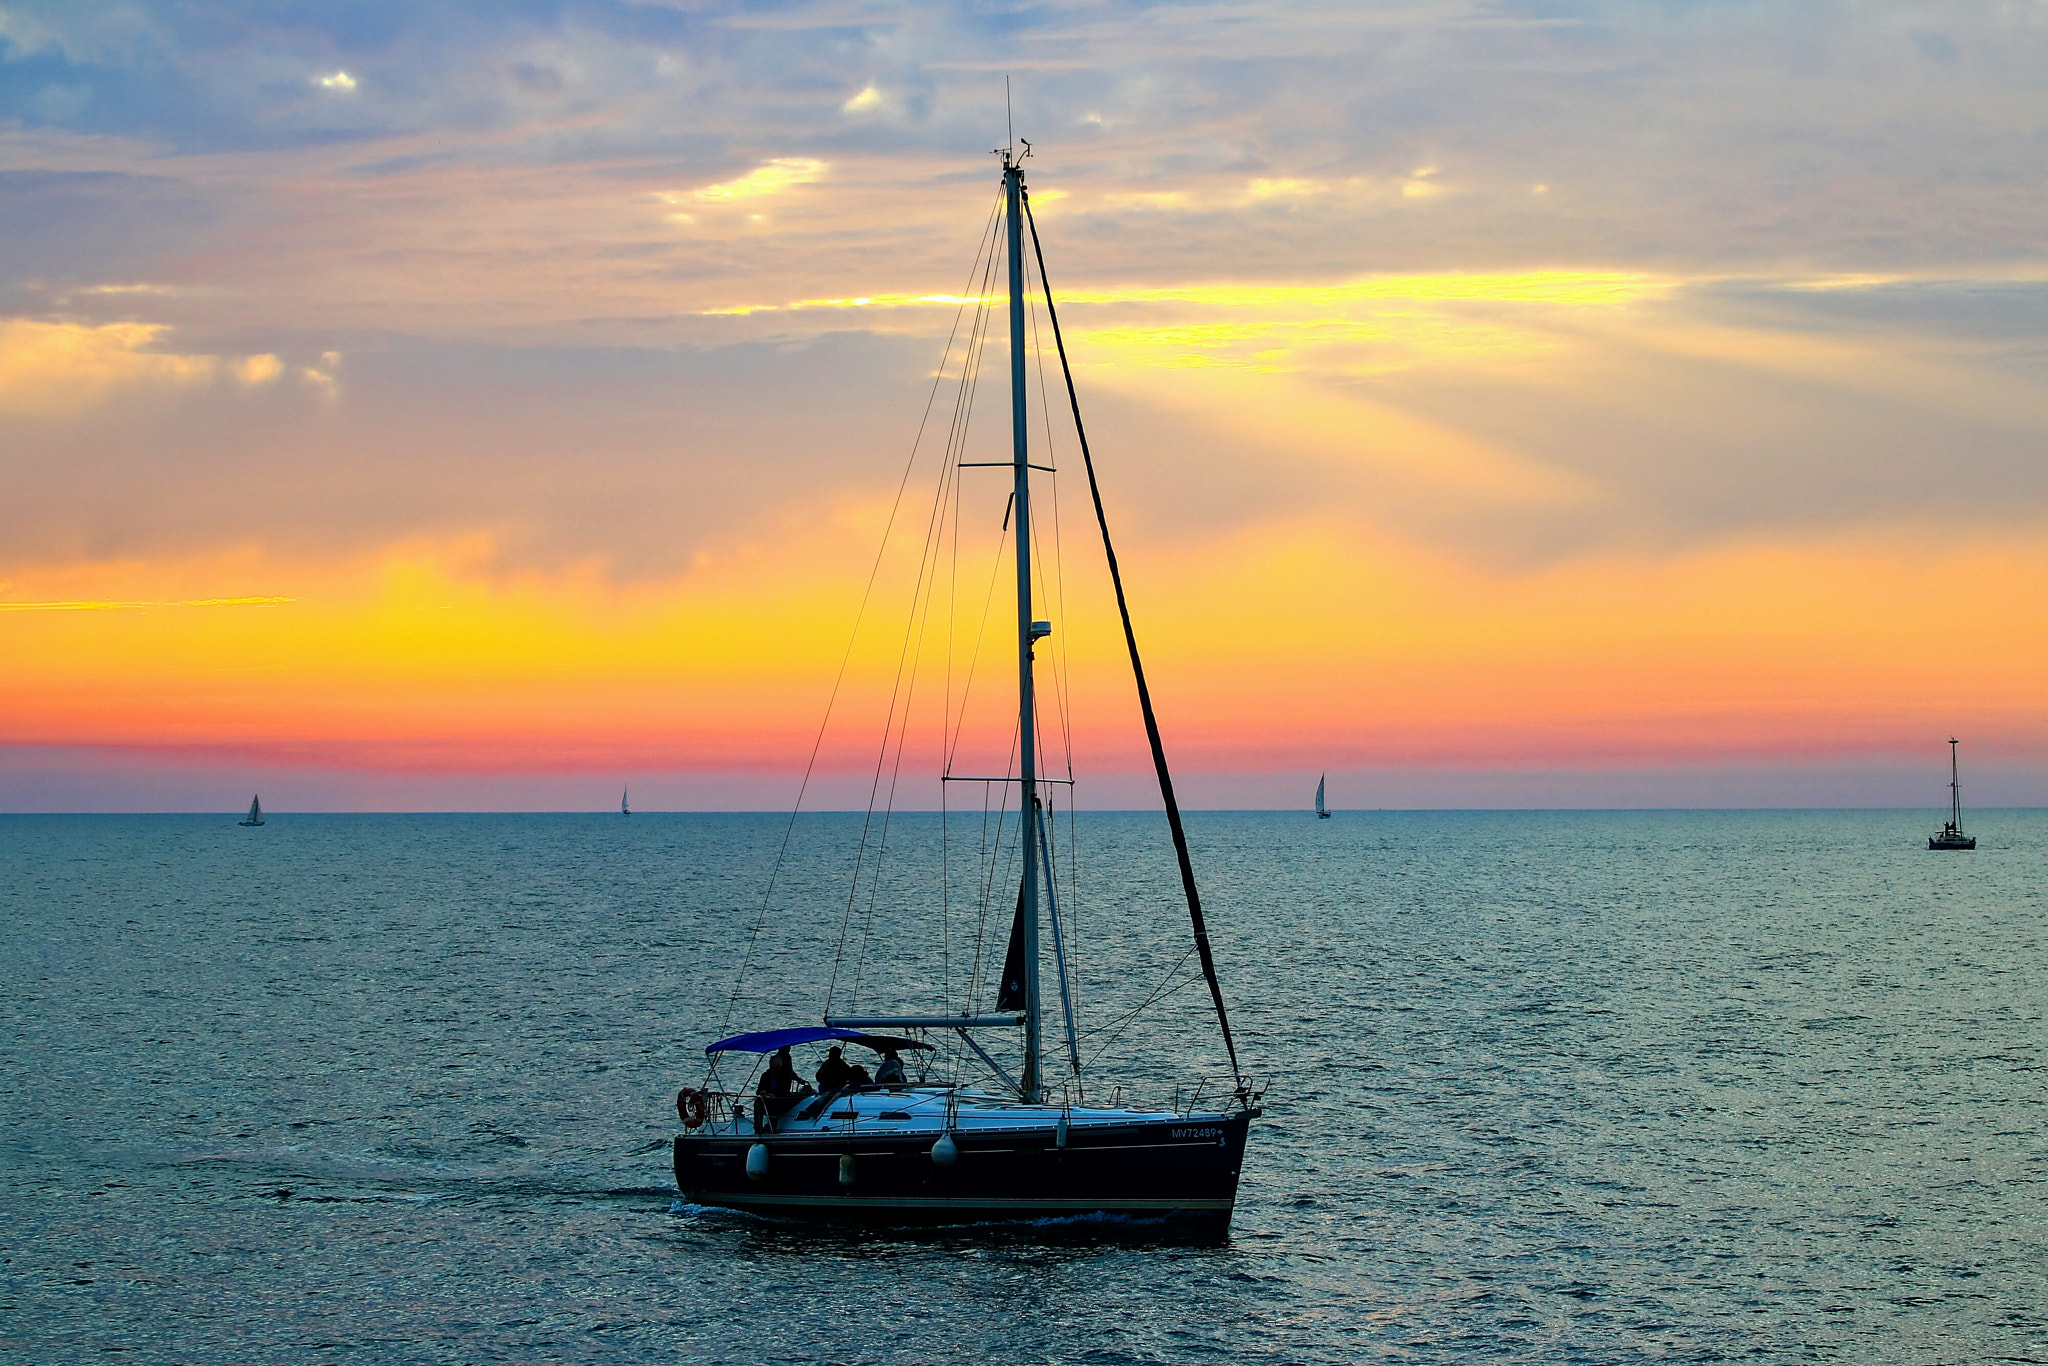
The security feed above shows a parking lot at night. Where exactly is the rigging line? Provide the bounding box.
[966,721,1020,1009]
[936,252,1005,772]
[952,776,996,1088]
[938,210,1003,514]
[1028,689,1075,1033]
[937,281,992,514]
[1074,950,1190,1042]
[942,487,1017,772]
[1023,427,1070,790]
[1024,190,1245,1090]
[821,198,1005,1019]
[1036,803,1081,1076]
[717,188,1002,1039]
[849,432,959,1007]
[966,741,1014,1008]
[1082,972,1206,1073]
[1024,239,1079,782]
[835,363,971,1013]
[936,295,990,1018]
[1067,795,1081,1033]
[1038,785,1078,1054]
[941,302,972,1018]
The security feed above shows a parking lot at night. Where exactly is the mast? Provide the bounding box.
[1005,153,1043,1101]
[1950,738,1963,829]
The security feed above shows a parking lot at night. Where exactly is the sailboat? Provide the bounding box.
[1928,738,1976,850]
[670,146,1261,1231]
[1315,773,1331,819]
[621,787,631,818]
[238,795,264,827]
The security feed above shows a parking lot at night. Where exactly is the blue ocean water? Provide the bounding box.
[2,810,2043,1363]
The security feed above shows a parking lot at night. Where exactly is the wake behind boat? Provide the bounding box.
[671,146,1261,1233]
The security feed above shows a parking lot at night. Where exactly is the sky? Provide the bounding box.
[4,0,2048,811]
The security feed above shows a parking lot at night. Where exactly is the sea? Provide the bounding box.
[2,809,2042,1363]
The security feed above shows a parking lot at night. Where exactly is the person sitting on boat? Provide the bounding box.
[874,1047,907,1089]
[845,1062,872,1091]
[815,1045,852,1094]
[753,1048,806,1131]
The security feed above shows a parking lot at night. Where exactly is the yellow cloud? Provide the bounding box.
[705,272,1669,318]
[233,354,284,385]
[318,71,357,91]
[842,86,882,112]
[0,320,326,414]
[1244,178,1327,200]
[0,320,216,416]
[700,271,1672,380]
[690,158,827,204]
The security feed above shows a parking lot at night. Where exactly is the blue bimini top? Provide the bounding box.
[703,1025,934,1056]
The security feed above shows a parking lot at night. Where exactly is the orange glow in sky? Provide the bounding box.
[6,5,2048,808]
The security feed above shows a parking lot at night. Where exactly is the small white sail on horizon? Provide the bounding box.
[239,794,264,827]
[621,787,631,817]
[1315,773,1330,818]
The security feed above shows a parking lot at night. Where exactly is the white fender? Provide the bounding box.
[930,1132,959,1167]
[745,1143,770,1181]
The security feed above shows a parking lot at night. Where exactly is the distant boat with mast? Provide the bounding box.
[1315,773,1331,819]
[621,787,631,817]
[1928,738,1975,850]
[238,795,264,827]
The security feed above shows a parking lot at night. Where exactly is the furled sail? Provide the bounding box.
[996,871,1029,1012]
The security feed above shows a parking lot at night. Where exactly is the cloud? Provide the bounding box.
[316,71,357,91]
[689,158,827,205]
[0,320,215,415]
[232,353,284,385]
[0,320,302,416]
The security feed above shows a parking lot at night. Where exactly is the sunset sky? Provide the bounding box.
[5,1,2048,811]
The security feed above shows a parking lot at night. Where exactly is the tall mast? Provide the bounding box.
[1005,153,1042,1101]
[1951,737,1963,828]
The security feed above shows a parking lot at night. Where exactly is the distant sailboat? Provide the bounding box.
[239,795,264,827]
[621,787,631,818]
[1928,739,1975,850]
[1315,773,1331,819]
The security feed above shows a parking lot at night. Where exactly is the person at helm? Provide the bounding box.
[815,1045,853,1094]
